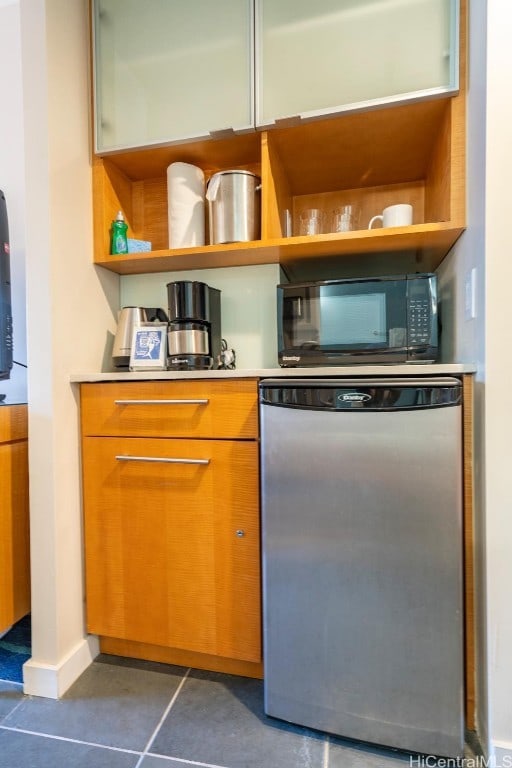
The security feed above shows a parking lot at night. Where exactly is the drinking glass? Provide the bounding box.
[331,205,358,233]
[299,209,325,236]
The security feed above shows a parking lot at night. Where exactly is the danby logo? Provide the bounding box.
[338,392,372,403]
[282,355,300,362]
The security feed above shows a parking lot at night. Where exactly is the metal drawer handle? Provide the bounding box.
[115,455,210,465]
[114,399,209,405]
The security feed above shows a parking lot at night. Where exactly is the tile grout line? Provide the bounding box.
[0,724,142,756]
[323,736,330,768]
[145,754,231,768]
[1,695,29,723]
[133,666,191,768]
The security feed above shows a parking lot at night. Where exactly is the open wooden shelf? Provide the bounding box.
[95,222,465,280]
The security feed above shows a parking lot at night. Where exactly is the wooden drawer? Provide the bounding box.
[80,379,259,439]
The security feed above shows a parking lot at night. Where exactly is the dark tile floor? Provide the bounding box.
[0,655,472,768]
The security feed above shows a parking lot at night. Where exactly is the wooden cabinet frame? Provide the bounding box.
[91,2,466,281]
[80,379,263,679]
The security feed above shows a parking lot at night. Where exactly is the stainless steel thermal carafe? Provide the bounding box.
[206,170,261,244]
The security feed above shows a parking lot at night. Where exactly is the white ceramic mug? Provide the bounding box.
[368,203,413,229]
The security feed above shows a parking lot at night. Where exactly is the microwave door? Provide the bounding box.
[284,293,320,349]
[389,327,407,349]
[318,288,397,352]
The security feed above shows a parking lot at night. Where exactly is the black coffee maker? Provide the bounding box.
[166,280,221,370]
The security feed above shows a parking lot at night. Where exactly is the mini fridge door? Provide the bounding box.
[260,378,464,758]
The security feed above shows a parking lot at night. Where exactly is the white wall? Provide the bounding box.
[19,0,119,697]
[436,0,489,751]
[483,2,512,761]
[0,0,27,403]
[438,0,512,761]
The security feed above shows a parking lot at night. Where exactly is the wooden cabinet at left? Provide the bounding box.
[80,379,262,678]
[0,405,30,635]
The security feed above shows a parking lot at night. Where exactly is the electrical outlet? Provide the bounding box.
[465,267,477,320]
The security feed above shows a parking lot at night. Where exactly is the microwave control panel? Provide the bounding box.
[408,296,432,345]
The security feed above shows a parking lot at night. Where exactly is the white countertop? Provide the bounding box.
[70,363,476,383]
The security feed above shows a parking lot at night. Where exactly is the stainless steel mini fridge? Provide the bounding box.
[259,377,464,758]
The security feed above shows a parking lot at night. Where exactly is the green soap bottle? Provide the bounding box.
[110,210,128,255]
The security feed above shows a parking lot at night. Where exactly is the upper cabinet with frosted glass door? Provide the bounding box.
[93,0,254,153]
[255,0,459,128]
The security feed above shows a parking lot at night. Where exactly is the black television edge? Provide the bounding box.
[0,189,13,386]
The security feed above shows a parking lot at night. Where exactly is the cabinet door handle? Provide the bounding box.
[115,455,210,465]
[114,399,209,406]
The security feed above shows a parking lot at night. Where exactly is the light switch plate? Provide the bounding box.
[465,267,477,320]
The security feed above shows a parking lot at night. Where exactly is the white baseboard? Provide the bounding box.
[22,634,100,698]
[493,742,512,764]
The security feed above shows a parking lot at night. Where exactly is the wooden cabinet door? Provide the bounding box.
[0,440,30,634]
[82,436,261,662]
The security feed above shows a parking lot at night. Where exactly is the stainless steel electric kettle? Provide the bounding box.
[112,306,168,368]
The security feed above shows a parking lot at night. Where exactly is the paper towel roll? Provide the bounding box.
[167,162,205,249]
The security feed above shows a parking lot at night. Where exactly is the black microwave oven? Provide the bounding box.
[277,274,438,366]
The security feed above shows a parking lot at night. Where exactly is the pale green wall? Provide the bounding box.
[120,263,282,369]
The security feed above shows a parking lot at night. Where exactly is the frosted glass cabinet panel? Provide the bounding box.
[256,0,459,127]
[94,0,254,152]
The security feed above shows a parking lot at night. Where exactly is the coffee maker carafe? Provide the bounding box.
[167,281,221,370]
